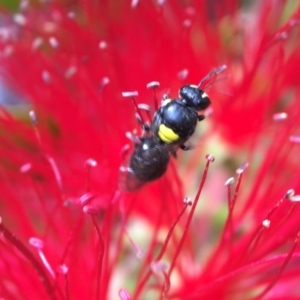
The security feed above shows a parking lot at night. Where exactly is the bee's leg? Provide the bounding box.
[198,115,205,121]
[180,144,193,151]
[170,149,177,158]
[142,122,151,132]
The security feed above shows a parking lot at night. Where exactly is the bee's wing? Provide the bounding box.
[118,166,147,192]
[118,141,176,192]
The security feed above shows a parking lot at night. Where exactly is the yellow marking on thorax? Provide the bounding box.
[158,124,179,143]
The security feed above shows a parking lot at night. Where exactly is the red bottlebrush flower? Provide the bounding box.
[1,1,300,299]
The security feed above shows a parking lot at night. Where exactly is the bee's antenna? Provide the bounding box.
[198,64,227,89]
[213,89,234,98]
[204,75,230,91]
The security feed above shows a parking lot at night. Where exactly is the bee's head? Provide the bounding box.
[179,85,211,111]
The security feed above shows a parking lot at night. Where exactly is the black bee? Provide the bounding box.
[119,65,226,192]
[151,85,211,151]
[151,65,226,150]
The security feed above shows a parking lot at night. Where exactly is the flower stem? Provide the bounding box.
[91,215,104,300]
[0,218,57,300]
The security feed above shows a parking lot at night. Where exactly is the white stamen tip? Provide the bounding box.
[290,135,300,144]
[49,36,59,48]
[236,162,249,174]
[273,112,288,122]
[290,195,300,203]
[83,205,99,215]
[79,193,95,205]
[119,288,131,300]
[125,132,134,140]
[137,104,151,111]
[57,264,68,275]
[29,237,44,249]
[276,31,288,40]
[178,69,189,80]
[122,91,138,98]
[42,70,51,83]
[262,219,271,228]
[85,158,97,167]
[29,110,37,125]
[32,37,43,50]
[99,41,108,49]
[65,66,77,78]
[225,177,234,186]
[157,0,166,5]
[20,163,32,173]
[119,166,128,173]
[13,14,27,26]
[146,81,160,89]
[68,11,76,19]
[151,261,168,274]
[100,76,110,87]
[183,197,192,205]
[205,154,215,162]
[218,64,227,73]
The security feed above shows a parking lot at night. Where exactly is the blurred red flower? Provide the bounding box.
[1,1,300,299]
